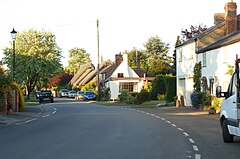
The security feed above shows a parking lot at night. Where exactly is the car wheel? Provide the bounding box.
[222,119,234,143]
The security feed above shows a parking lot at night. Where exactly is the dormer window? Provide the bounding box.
[118,73,124,77]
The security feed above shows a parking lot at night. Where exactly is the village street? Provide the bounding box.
[0,99,240,159]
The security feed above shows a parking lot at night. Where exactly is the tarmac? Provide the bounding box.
[0,104,219,126]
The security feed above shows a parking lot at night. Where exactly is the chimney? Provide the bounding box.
[225,1,238,34]
[115,52,123,66]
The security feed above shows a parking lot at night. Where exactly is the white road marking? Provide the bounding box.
[25,118,37,123]
[193,145,199,151]
[161,118,166,120]
[195,154,201,159]
[42,114,50,118]
[150,114,155,117]
[189,138,195,144]
[171,124,177,127]
[155,116,160,118]
[178,128,183,131]
[166,120,171,124]
[183,132,189,137]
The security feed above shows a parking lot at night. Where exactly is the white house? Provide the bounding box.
[105,53,154,100]
[176,1,240,106]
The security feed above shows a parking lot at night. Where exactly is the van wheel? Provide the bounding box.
[222,119,234,143]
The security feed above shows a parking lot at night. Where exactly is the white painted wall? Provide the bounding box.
[176,42,196,106]
[177,39,240,106]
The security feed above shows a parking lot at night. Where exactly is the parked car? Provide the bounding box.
[68,90,77,98]
[39,90,54,103]
[59,89,68,98]
[36,91,41,99]
[75,91,85,100]
[84,91,96,100]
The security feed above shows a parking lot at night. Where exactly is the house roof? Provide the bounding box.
[197,31,240,53]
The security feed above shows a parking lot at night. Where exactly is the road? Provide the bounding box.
[0,99,240,159]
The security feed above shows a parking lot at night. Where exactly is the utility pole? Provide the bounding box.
[97,19,100,101]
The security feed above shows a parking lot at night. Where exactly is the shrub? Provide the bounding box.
[157,94,165,101]
[136,90,151,105]
[151,75,166,100]
[100,88,110,101]
[190,92,212,109]
[165,76,176,102]
[10,83,25,111]
[118,91,129,102]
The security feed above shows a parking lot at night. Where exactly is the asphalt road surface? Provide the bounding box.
[0,99,240,159]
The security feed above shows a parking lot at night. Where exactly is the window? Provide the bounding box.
[209,78,214,95]
[202,52,206,67]
[119,82,138,93]
[201,77,208,92]
[179,49,183,62]
[118,73,124,77]
[226,73,237,99]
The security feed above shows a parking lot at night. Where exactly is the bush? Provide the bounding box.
[10,83,25,111]
[136,90,151,105]
[100,88,110,101]
[118,91,129,102]
[165,76,176,102]
[157,94,165,101]
[190,92,212,109]
[151,75,166,100]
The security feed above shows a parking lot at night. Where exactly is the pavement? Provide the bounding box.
[0,106,44,126]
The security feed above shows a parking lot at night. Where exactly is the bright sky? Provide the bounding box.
[0,0,236,67]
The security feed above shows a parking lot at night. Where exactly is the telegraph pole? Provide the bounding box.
[97,19,100,101]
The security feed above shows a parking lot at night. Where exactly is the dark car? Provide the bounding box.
[59,89,68,98]
[84,91,96,100]
[36,91,41,99]
[39,90,54,103]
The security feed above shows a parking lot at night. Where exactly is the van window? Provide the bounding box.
[226,73,237,98]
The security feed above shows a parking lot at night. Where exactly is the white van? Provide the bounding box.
[216,55,240,142]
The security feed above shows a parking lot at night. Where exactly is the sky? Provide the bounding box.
[0,0,236,67]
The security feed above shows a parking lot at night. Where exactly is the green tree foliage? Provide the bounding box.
[127,48,147,69]
[144,36,173,75]
[193,62,202,92]
[136,89,151,105]
[165,76,176,102]
[3,29,62,99]
[81,81,96,91]
[0,67,10,90]
[226,64,234,76]
[151,75,166,100]
[66,48,90,74]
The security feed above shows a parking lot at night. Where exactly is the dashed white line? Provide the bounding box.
[161,118,166,120]
[178,128,184,131]
[42,114,50,118]
[150,114,155,117]
[25,118,37,123]
[183,132,189,137]
[189,138,195,144]
[195,154,201,159]
[171,124,177,127]
[155,116,160,118]
[193,145,199,151]
[166,120,171,124]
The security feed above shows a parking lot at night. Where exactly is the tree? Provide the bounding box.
[3,29,62,99]
[193,62,202,92]
[181,24,208,41]
[127,48,147,69]
[172,36,181,75]
[144,36,173,75]
[66,48,90,74]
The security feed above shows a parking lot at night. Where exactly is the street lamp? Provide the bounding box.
[10,28,17,81]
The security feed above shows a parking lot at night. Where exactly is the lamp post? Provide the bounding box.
[10,28,17,81]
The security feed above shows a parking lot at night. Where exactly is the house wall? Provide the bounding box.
[198,42,240,93]
[108,79,142,100]
[176,42,196,106]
